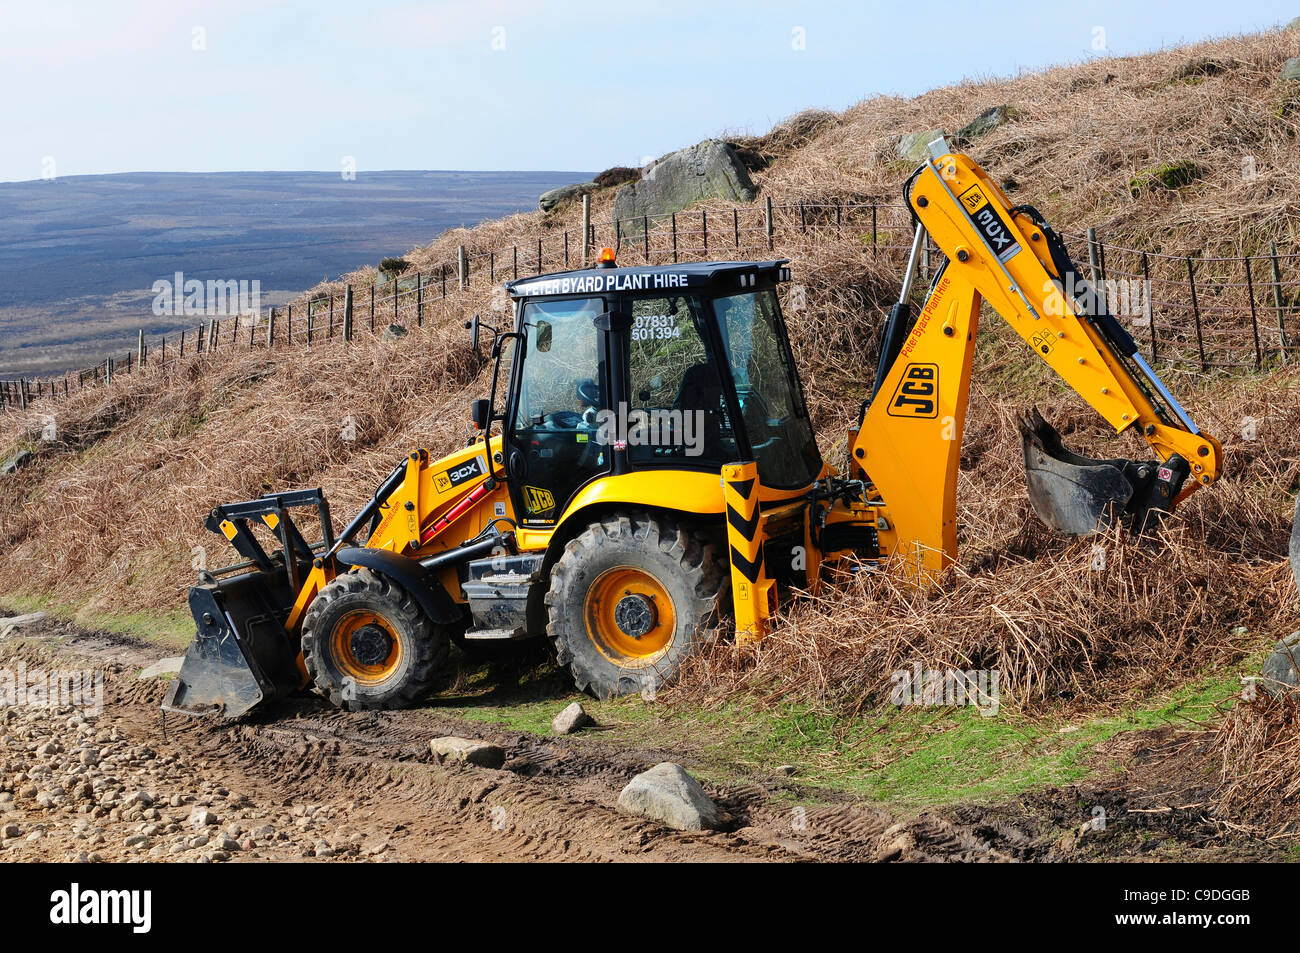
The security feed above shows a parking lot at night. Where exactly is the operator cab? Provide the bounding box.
[491,253,822,526]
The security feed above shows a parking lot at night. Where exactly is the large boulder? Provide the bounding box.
[1261,631,1300,698]
[616,762,719,831]
[551,701,593,735]
[0,611,45,639]
[1,450,32,476]
[539,182,597,213]
[429,736,506,769]
[138,657,184,680]
[612,140,755,240]
[1283,57,1300,83]
[895,129,946,162]
[955,105,1020,143]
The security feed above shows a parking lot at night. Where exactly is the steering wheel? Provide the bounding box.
[738,390,781,451]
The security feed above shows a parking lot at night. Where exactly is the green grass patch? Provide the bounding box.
[428,659,1244,810]
[0,592,194,649]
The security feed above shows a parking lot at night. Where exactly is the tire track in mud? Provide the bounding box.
[11,614,1254,863]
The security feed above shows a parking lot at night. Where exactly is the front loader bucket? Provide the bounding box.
[162,568,303,719]
[1018,408,1188,536]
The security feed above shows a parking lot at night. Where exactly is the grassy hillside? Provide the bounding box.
[3,27,1300,825]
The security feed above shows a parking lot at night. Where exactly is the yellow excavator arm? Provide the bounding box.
[848,139,1222,576]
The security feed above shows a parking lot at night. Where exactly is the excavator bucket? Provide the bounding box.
[1018,408,1188,536]
[162,568,303,718]
[164,489,331,718]
[163,571,302,718]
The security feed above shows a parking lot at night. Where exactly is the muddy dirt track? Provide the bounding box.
[0,615,1281,863]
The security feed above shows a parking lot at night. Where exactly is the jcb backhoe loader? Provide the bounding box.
[164,138,1221,717]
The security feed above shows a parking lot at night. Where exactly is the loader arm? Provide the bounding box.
[850,141,1222,577]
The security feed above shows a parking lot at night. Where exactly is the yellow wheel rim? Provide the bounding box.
[329,610,402,685]
[584,567,676,666]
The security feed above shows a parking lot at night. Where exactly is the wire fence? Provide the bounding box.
[2,198,1297,412]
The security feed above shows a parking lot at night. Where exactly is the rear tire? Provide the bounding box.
[302,568,448,711]
[545,512,722,699]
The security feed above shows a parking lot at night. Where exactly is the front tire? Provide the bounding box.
[545,513,722,699]
[302,568,448,711]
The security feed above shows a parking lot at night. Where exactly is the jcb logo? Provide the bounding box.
[523,485,556,514]
[960,185,986,213]
[887,363,939,419]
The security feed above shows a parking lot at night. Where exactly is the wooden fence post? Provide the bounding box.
[1086,227,1101,285]
[266,307,276,347]
[581,193,591,266]
[105,358,112,385]
[416,276,423,327]
[343,285,354,341]
[137,329,145,368]
[18,380,26,410]
[458,245,468,290]
[764,196,774,251]
[368,285,375,331]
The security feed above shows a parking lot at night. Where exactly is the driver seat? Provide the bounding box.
[672,362,725,458]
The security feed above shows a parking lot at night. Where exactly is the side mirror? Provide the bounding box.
[535,320,553,353]
[465,314,481,350]
[470,398,491,430]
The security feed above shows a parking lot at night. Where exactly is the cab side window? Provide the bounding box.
[625,294,735,465]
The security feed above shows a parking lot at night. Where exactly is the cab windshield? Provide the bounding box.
[712,289,821,489]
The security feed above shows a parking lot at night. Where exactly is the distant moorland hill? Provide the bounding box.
[0,170,588,376]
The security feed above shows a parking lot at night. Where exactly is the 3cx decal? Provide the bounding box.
[887,363,939,419]
[957,183,1022,264]
[434,455,486,493]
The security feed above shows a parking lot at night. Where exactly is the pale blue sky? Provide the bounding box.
[1,1,1294,182]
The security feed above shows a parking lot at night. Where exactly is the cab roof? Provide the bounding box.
[505,259,791,300]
